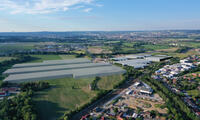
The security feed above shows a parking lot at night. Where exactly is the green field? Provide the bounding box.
[34,75,123,120]
[142,44,171,50]
[0,43,35,54]
[123,42,135,47]
[187,90,200,98]
[30,55,76,63]
[0,57,14,62]
[180,42,200,48]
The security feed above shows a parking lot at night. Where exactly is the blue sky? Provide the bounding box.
[0,0,200,32]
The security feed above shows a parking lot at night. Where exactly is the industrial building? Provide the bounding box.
[112,54,172,68]
[125,54,151,59]
[133,82,153,95]
[115,59,151,69]
[4,58,126,83]
[145,55,172,62]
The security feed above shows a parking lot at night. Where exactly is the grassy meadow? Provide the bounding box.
[29,55,76,63]
[34,75,123,120]
[0,57,15,62]
[0,43,35,54]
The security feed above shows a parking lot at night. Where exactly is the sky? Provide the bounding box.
[0,0,200,32]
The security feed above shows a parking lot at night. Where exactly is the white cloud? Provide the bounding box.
[0,0,98,14]
[83,8,92,13]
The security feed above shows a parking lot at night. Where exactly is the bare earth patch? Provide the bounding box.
[88,47,112,54]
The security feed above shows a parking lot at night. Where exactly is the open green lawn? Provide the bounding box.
[30,55,76,63]
[34,75,123,120]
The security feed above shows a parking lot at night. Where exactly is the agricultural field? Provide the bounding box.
[34,74,123,120]
[0,43,35,54]
[155,47,179,52]
[187,90,200,98]
[29,54,76,63]
[88,46,112,54]
[152,49,200,59]
[142,44,171,50]
[0,57,15,62]
[180,41,200,48]
[123,42,136,47]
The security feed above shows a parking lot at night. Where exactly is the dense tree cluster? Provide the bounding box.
[90,77,101,90]
[0,81,50,120]
[0,90,37,120]
[175,46,192,53]
[21,82,50,92]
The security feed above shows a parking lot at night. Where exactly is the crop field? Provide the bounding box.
[123,42,135,47]
[34,74,123,120]
[180,42,200,48]
[152,49,200,59]
[88,46,112,54]
[187,90,200,98]
[30,55,76,63]
[0,43,35,54]
[155,47,178,52]
[142,44,171,50]
[0,57,14,62]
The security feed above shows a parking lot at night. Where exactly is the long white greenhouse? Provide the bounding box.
[3,58,126,83]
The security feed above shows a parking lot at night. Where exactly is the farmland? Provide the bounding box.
[29,55,76,63]
[0,57,15,62]
[0,43,35,54]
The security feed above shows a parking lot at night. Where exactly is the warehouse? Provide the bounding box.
[4,63,111,75]
[13,58,91,68]
[4,66,126,83]
[125,54,151,59]
[115,59,151,69]
[145,55,172,62]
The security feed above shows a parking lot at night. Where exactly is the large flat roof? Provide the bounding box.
[115,59,151,68]
[13,58,91,68]
[116,59,150,65]
[145,55,172,61]
[4,62,111,75]
[4,66,126,83]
